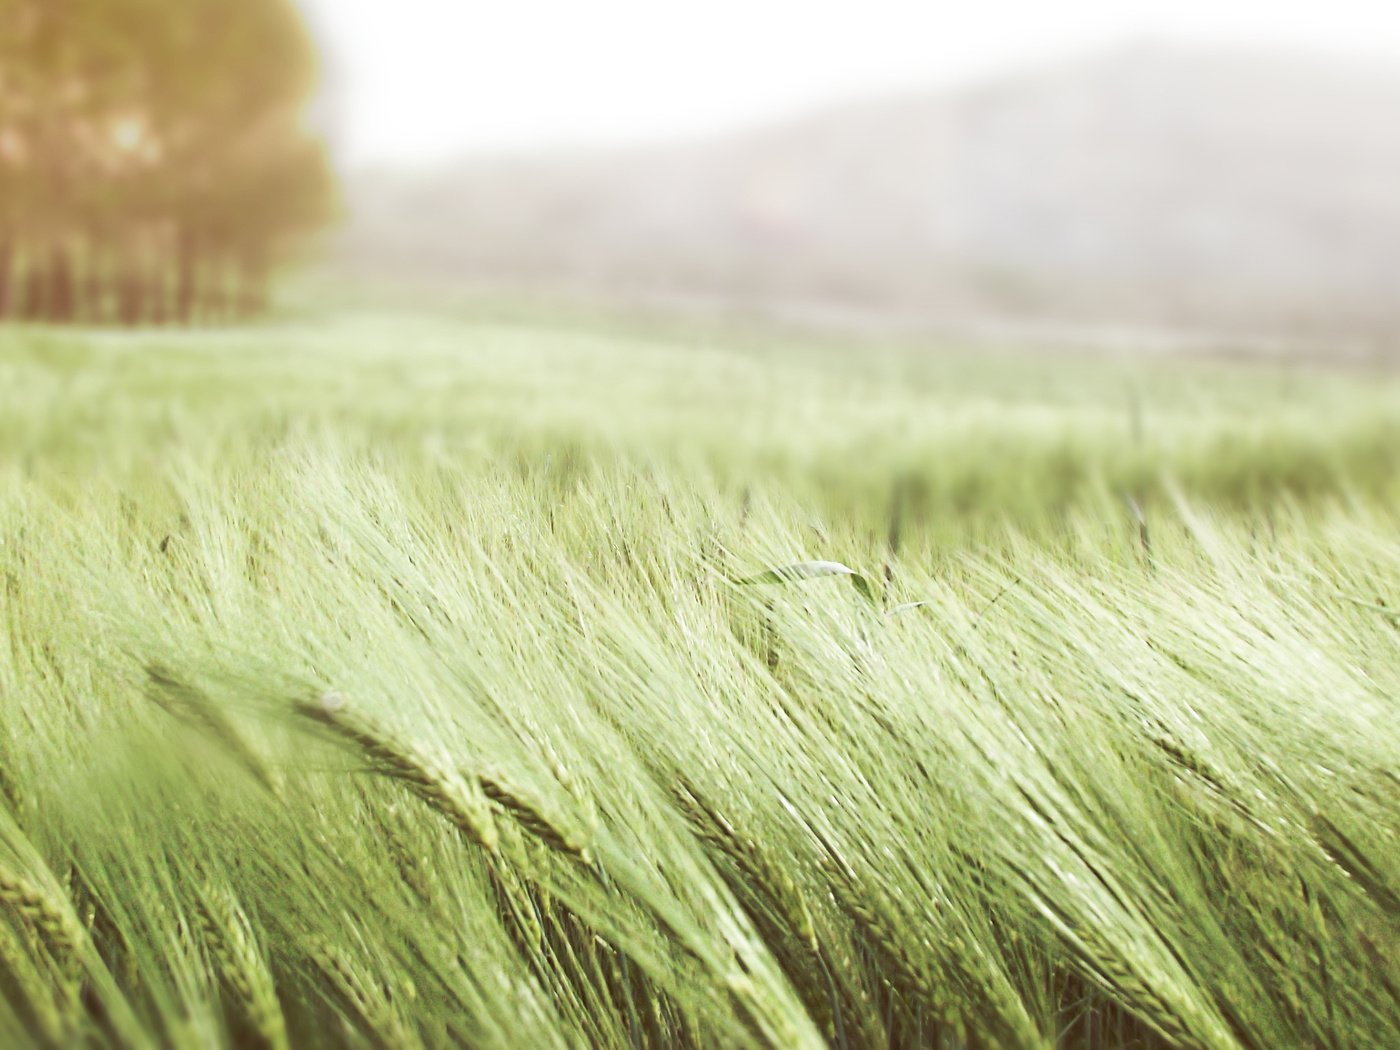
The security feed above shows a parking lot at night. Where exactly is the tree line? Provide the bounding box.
[0,0,335,325]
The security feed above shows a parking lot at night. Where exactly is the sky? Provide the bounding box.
[296,0,1400,168]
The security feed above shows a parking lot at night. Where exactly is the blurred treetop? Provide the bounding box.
[0,0,335,325]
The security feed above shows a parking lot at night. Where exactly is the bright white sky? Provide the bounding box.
[296,0,1400,167]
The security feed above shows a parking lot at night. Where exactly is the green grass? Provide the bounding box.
[1,311,1399,1048]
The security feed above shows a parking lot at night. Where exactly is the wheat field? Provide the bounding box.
[1,311,1398,1048]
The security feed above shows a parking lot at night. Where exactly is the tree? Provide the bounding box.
[140,0,334,321]
[0,0,335,325]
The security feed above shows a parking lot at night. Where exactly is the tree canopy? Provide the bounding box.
[0,0,335,324]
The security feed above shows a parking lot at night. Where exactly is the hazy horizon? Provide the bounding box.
[296,0,1400,169]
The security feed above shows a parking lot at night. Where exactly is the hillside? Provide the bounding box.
[338,43,1400,343]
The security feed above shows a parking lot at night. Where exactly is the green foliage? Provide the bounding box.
[1,312,1399,1047]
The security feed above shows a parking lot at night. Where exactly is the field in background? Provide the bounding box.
[2,312,1399,1048]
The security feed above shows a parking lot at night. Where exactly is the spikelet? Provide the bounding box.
[299,693,498,853]
[0,865,84,1041]
[481,859,545,954]
[0,915,69,1044]
[480,771,593,863]
[367,800,436,906]
[1065,933,1203,1050]
[818,855,957,1025]
[671,780,815,944]
[314,941,420,1050]
[666,781,894,1045]
[195,886,289,1050]
[0,866,83,974]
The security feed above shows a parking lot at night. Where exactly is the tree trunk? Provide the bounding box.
[0,236,12,319]
[175,226,198,324]
[147,264,168,325]
[81,243,105,323]
[118,262,143,327]
[21,251,46,321]
[46,244,75,323]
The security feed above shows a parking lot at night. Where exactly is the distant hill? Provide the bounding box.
[337,43,1400,343]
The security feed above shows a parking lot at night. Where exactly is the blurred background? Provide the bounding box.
[4,0,1400,353]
